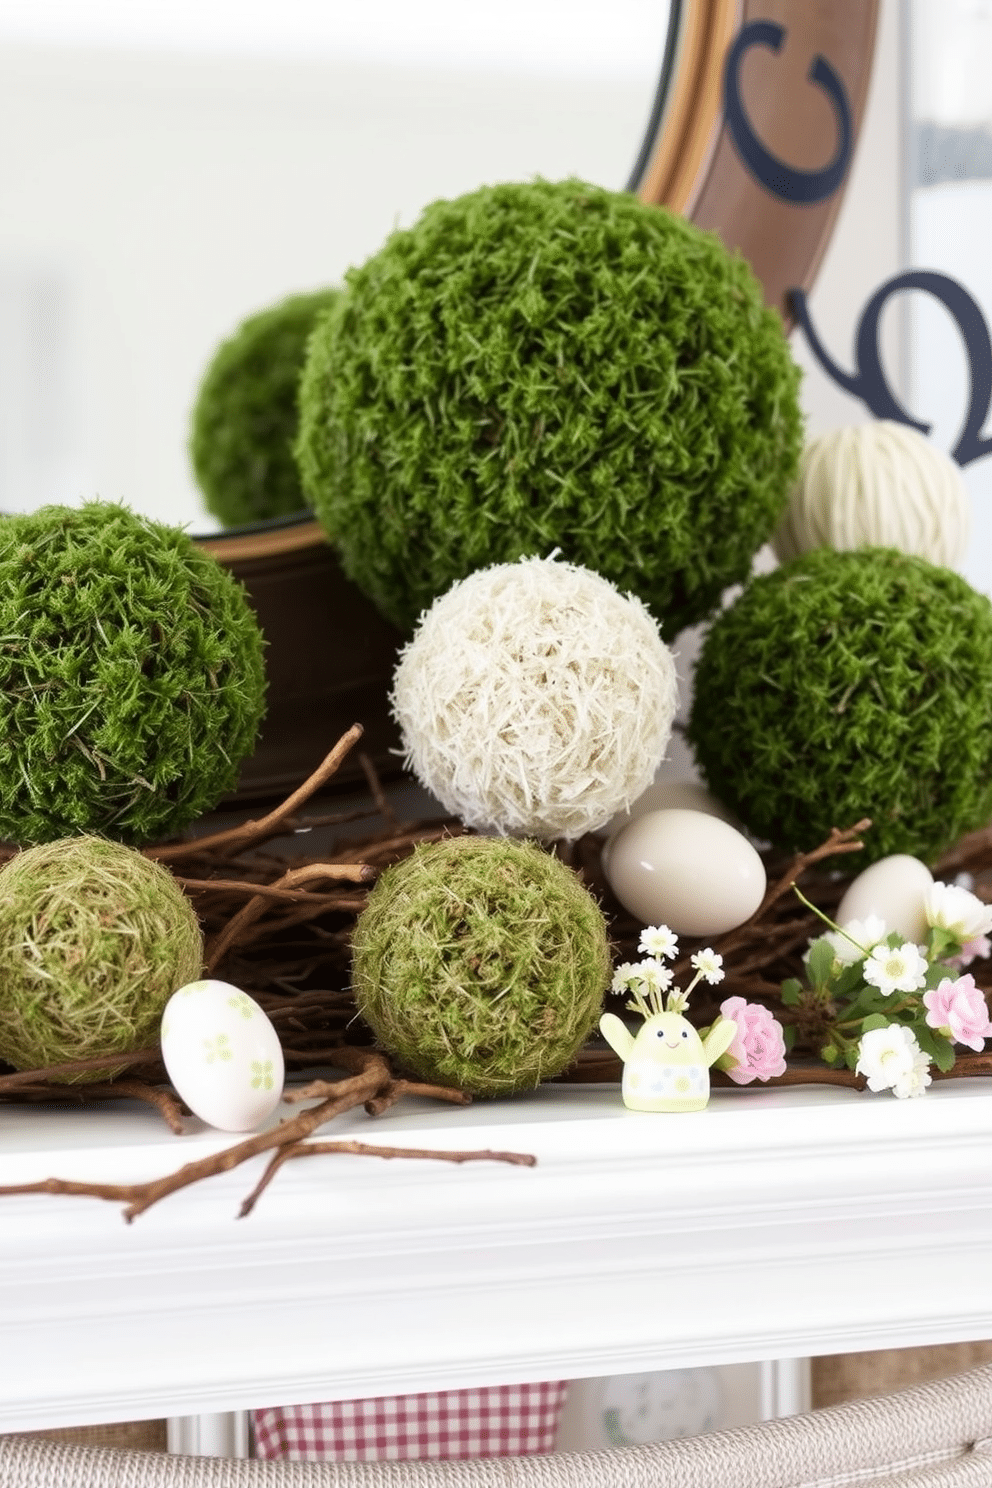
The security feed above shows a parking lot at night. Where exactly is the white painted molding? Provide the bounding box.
[2,1081,991,1432]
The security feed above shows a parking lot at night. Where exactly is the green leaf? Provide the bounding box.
[832,961,868,999]
[914,1024,956,1072]
[806,938,836,990]
[860,1013,890,1033]
[783,1023,796,1051]
[780,978,803,1006]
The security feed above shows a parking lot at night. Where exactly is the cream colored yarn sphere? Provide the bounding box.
[391,555,679,840]
[772,421,970,567]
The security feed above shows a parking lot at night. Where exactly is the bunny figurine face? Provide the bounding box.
[600,1009,737,1113]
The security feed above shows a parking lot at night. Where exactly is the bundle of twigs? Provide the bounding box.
[2,720,992,1218]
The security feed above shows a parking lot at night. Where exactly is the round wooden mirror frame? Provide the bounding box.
[202,0,881,802]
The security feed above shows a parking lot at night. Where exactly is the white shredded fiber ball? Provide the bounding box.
[392,555,680,840]
[771,421,971,568]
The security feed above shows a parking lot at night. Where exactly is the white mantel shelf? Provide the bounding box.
[3,1078,992,1433]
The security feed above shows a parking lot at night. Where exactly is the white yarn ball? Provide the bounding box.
[391,555,679,841]
[771,421,971,567]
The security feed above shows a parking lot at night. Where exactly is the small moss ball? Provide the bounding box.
[687,547,992,864]
[0,835,203,1078]
[352,835,611,1095]
[191,287,338,527]
[0,502,267,845]
[297,177,803,638]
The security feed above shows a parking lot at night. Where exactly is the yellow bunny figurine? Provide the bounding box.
[600,1007,737,1112]
[601,932,737,1112]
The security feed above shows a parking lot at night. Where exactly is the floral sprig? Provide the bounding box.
[611,926,787,1084]
[785,879,992,1098]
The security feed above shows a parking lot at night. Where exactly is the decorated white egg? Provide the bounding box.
[604,807,766,937]
[835,855,934,944]
[160,979,285,1132]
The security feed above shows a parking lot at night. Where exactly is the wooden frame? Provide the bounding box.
[197,0,881,801]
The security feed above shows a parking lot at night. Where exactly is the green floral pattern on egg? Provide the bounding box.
[159,978,285,1132]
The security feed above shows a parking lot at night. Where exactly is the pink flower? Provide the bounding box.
[923,974,992,1053]
[947,934,992,970]
[719,996,788,1084]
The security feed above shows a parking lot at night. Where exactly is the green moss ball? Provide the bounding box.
[297,178,803,638]
[0,835,203,1078]
[687,547,992,864]
[191,288,338,527]
[352,835,611,1096]
[0,502,267,845]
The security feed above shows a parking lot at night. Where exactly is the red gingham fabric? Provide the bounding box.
[252,1382,568,1462]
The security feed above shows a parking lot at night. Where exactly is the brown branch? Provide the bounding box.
[714,820,872,962]
[204,861,375,974]
[358,751,399,830]
[238,1140,535,1218]
[0,1050,536,1222]
[177,877,347,905]
[146,724,365,863]
[0,1048,161,1091]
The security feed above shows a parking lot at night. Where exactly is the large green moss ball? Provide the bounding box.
[352,835,611,1095]
[191,288,338,527]
[296,178,803,638]
[687,547,992,864]
[0,836,203,1078]
[0,502,267,845]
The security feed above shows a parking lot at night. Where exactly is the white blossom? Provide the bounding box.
[856,1024,932,1099]
[636,958,674,995]
[691,948,724,985]
[638,924,678,960]
[821,914,888,967]
[862,941,928,995]
[611,961,642,995]
[925,881,992,942]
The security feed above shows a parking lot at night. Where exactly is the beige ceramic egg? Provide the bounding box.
[604,807,766,937]
[835,855,934,943]
[160,979,285,1132]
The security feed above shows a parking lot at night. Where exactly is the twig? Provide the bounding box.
[146,724,365,863]
[358,751,400,831]
[239,1140,535,1218]
[0,1049,533,1222]
[204,862,375,974]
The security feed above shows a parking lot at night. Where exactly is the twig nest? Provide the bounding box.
[190,288,338,527]
[0,836,203,1079]
[688,547,992,864]
[772,422,971,568]
[0,502,267,845]
[297,177,803,637]
[391,555,679,840]
[352,835,611,1096]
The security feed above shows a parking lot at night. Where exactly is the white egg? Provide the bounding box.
[160,979,285,1133]
[604,808,766,937]
[602,780,738,876]
[835,855,934,944]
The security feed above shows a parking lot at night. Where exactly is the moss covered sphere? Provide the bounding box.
[296,178,804,638]
[352,835,611,1095]
[688,547,992,864]
[0,836,203,1078]
[0,502,267,845]
[191,287,338,527]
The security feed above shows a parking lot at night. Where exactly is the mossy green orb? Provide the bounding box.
[687,547,992,864]
[0,502,267,845]
[191,287,338,527]
[0,835,204,1078]
[352,835,611,1096]
[296,178,803,638]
